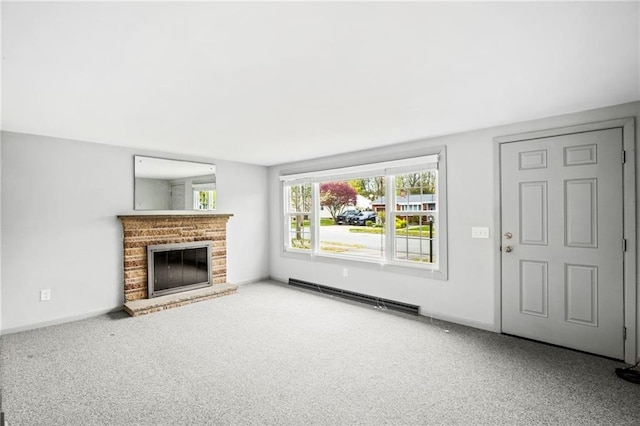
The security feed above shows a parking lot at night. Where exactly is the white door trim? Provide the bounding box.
[494,118,636,364]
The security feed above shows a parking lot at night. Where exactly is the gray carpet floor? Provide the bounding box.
[1,280,639,425]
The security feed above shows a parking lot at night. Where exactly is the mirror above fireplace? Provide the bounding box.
[134,155,216,211]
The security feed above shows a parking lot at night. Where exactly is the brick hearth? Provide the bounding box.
[118,214,236,316]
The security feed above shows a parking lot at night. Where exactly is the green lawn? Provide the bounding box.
[290,218,335,228]
[290,238,366,253]
[349,227,385,235]
[291,221,434,236]
[349,225,434,236]
[398,225,434,236]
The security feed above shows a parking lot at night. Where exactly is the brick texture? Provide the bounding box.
[118,214,232,303]
[123,284,238,317]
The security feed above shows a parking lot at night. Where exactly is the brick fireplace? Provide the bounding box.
[118,214,237,316]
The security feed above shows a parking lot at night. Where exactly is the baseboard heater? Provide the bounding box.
[288,278,420,316]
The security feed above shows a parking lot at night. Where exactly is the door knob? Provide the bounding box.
[504,232,513,239]
[504,246,513,253]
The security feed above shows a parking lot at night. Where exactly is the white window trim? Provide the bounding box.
[193,189,216,210]
[282,183,313,254]
[280,154,438,184]
[280,146,448,280]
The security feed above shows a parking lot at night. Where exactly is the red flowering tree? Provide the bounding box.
[320,182,358,223]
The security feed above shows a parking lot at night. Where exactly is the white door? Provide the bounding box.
[501,128,624,359]
[171,184,185,210]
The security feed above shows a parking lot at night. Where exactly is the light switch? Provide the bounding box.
[472,227,490,239]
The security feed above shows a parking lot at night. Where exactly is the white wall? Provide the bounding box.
[1,132,269,333]
[268,102,640,353]
[134,178,171,210]
[217,160,270,284]
[0,134,2,335]
[0,134,2,336]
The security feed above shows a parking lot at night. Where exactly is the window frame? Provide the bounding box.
[283,182,313,253]
[280,146,448,280]
[193,189,216,211]
[386,173,440,269]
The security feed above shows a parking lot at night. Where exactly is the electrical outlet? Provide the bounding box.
[343,268,348,277]
[40,289,51,302]
[471,227,490,239]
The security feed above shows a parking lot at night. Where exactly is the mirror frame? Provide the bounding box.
[134,155,216,211]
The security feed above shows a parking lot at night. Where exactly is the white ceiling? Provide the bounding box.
[2,1,639,166]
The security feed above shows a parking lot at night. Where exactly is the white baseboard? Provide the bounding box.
[229,276,272,286]
[418,308,498,332]
[274,276,498,333]
[1,307,123,335]
[268,276,288,284]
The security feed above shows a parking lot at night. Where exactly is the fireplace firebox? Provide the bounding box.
[147,241,212,298]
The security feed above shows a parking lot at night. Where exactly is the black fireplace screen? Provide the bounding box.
[148,242,212,298]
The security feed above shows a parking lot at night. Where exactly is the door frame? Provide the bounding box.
[493,118,636,364]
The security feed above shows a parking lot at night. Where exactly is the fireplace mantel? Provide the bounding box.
[118,213,236,316]
[118,212,234,219]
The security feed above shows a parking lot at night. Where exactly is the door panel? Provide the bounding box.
[564,264,598,326]
[565,178,597,248]
[519,181,548,245]
[520,260,548,317]
[501,128,624,359]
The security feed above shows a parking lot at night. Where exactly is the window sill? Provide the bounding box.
[281,249,447,280]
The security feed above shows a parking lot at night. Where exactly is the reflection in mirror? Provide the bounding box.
[134,155,216,211]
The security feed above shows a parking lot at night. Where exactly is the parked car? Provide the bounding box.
[336,209,360,225]
[351,211,377,226]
